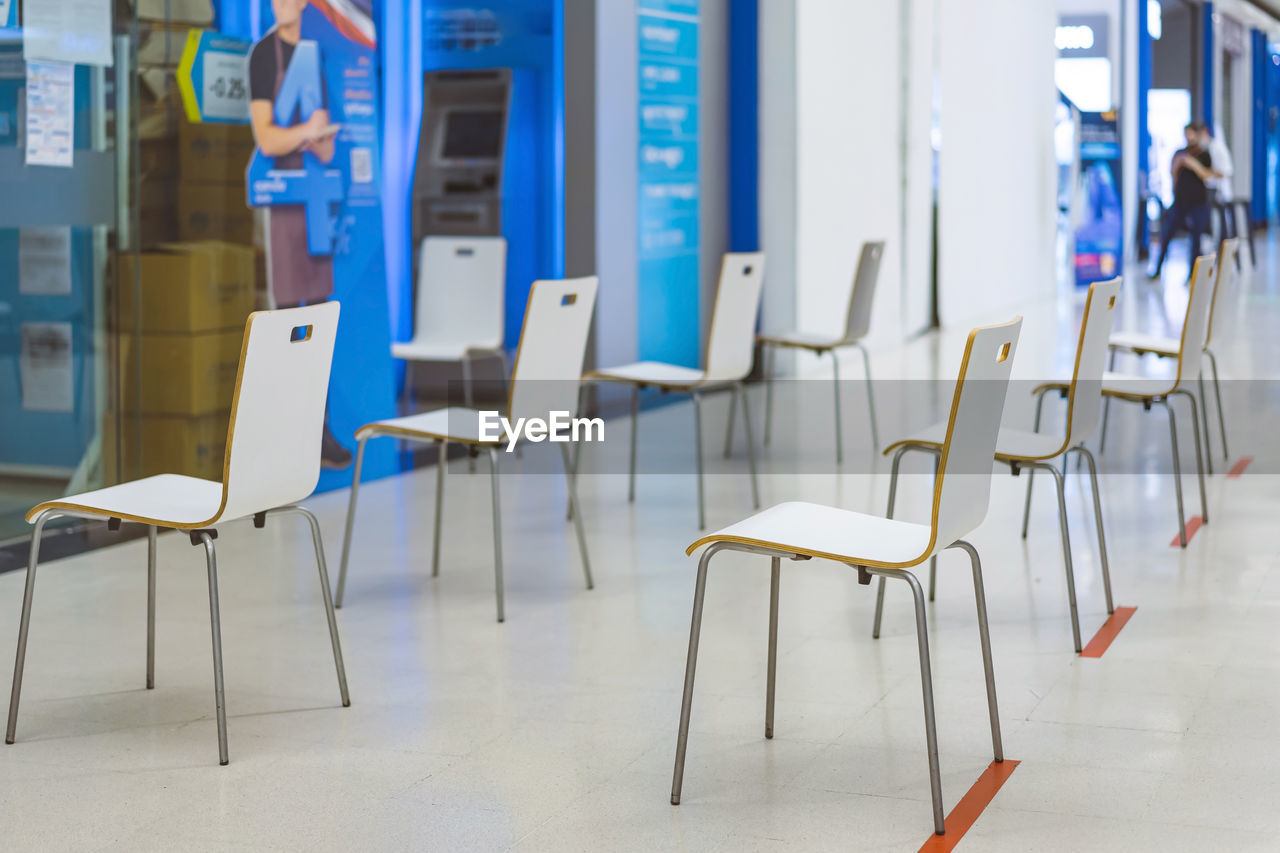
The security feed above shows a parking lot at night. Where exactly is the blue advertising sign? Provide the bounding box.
[176,31,252,125]
[248,1,396,490]
[637,0,700,367]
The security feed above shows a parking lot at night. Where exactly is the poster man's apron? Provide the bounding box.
[266,32,333,307]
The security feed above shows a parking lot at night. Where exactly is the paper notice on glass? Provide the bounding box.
[20,322,75,413]
[22,0,113,67]
[19,227,73,295]
[25,61,74,167]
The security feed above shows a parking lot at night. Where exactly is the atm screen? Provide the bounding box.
[440,110,504,160]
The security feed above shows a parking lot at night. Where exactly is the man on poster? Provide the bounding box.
[248,0,349,467]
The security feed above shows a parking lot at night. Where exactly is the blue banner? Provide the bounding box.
[248,1,396,489]
[637,0,700,367]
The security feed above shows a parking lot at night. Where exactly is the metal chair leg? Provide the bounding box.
[738,383,761,509]
[1072,446,1114,614]
[147,525,157,689]
[463,354,476,472]
[1099,349,1117,454]
[487,448,505,623]
[561,443,594,590]
[671,543,723,806]
[433,439,446,577]
[870,567,945,836]
[1160,399,1188,548]
[1175,390,1209,525]
[855,342,879,453]
[402,361,414,405]
[335,434,369,608]
[722,379,737,459]
[950,541,1004,763]
[1040,463,1083,653]
[765,556,780,739]
[1206,348,1229,461]
[763,344,776,447]
[1023,387,1053,538]
[628,386,639,503]
[1197,371,1214,474]
[873,446,912,640]
[6,510,54,745]
[830,350,843,465]
[286,507,351,708]
[928,455,938,602]
[197,532,230,766]
[692,391,706,530]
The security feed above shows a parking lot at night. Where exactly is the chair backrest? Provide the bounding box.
[1173,252,1216,389]
[218,302,340,522]
[1205,238,1237,347]
[507,277,599,425]
[703,252,766,382]
[413,236,506,350]
[842,241,885,342]
[1062,277,1122,446]
[930,317,1024,553]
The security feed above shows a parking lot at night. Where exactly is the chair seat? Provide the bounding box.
[757,331,846,352]
[357,406,500,446]
[589,361,708,390]
[1102,370,1179,400]
[884,422,1069,462]
[687,501,935,568]
[391,339,502,362]
[28,474,224,529]
[1109,331,1178,358]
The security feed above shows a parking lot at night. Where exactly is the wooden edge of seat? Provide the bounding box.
[355,422,501,448]
[25,501,214,531]
[584,371,700,392]
[755,335,837,354]
[880,437,943,457]
[1031,381,1070,397]
[685,533,925,568]
[1108,341,1176,358]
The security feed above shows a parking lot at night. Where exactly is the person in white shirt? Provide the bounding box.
[1205,124,1236,236]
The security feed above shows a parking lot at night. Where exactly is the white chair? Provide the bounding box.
[338,277,598,622]
[7,304,349,766]
[671,318,1023,837]
[876,278,1121,653]
[1105,238,1236,470]
[752,240,885,461]
[1043,254,1216,547]
[393,236,508,409]
[588,252,765,530]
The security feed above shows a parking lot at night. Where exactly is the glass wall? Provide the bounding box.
[0,1,261,543]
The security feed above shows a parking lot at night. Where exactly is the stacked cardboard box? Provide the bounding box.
[177,119,257,245]
[112,241,255,481]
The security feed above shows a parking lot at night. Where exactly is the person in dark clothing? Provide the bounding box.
[1150,121,1222,280]
[248,0,352,468]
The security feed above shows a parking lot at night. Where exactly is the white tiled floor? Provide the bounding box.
[2,247,1277,851]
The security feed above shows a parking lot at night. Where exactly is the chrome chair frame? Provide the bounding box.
[8,506,349,766]
[670,539,1003,837]
[1045,382,1207,547]
[870,437,1114,653]
[583,379,760,531]
[337,429,592,623]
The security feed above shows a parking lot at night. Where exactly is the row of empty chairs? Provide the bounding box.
[4,236,1243,838]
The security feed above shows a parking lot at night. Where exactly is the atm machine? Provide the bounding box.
[412,69,511,243]
[404,69,511,406]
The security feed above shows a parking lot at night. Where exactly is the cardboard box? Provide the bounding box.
[121,410,229,482]
[179,120,255,185]
[131,0,214,26]
[118,330,243,416]
[117,241,256,333]
[178,183,255,245]
[138,139,179,181]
